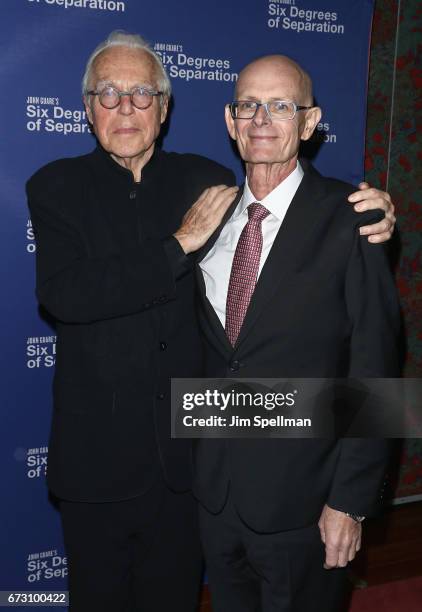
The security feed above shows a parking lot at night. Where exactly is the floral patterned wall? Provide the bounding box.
[366,0,422,499]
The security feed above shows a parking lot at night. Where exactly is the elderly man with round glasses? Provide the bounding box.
[27,31,396,612]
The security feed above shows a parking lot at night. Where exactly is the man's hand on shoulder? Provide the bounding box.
[318,504,362,569]
[348,182,396,243]
[174,185,238,254]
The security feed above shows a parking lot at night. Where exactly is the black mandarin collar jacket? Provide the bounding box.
[27,145,235,502]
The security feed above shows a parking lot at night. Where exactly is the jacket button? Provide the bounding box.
[230,360,240,372]
[129,190,136,199]
[160,341,167,351]
[157,393,165,400]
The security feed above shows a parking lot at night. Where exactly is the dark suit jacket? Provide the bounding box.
[27,145,235,502]
[193,160,400,533]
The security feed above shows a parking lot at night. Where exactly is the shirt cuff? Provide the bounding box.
[163,236,193,280]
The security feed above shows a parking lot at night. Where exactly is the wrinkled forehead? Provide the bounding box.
[235,60,304,101]
[91,47,157,89]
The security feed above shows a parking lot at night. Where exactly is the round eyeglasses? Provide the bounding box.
[230,100,312,121]
[87,86,163,110]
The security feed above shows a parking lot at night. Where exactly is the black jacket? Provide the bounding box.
[27,145,235,502]
[193,160,400,532]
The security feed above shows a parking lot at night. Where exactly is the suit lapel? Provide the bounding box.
[234,162,327,350]
[195,162,328,354]
[195,187,244,353]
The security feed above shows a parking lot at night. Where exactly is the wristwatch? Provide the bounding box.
[345,512,365,523]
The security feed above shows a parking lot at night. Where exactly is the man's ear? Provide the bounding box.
[300,106,322,141]
[160,96,169,124]
[83,96,93,125]
[225,104,237,141]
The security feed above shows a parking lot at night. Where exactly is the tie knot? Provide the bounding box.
[248,202,269,223]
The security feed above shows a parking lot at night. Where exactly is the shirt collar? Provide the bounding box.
[233,161,304,221]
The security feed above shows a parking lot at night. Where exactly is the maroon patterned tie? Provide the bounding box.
[225,203,270,346]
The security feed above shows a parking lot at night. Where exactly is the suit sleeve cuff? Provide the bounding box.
[163,236,193,280]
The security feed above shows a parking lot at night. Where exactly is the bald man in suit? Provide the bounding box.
[189,55,400,612]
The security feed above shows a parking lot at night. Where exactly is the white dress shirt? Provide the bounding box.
[199,162,304,327]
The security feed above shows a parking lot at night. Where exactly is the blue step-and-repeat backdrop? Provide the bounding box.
[1,0,374,605]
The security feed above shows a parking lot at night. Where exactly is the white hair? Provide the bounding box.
[82,30,171,101]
